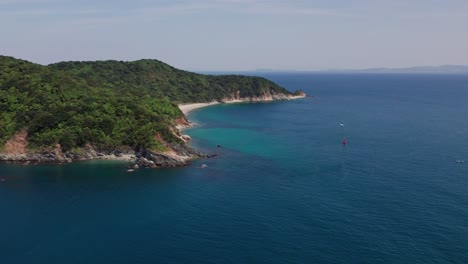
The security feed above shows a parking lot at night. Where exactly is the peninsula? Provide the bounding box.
[0,55,305,167]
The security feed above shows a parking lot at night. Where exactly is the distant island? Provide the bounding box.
[322,65,468,74]
[203,65,468,75]
[0,56,305,167]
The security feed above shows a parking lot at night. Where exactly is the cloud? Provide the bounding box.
[243,4,337,16]
[0,0,61,4]
[0,0,339,24]
[402,12,468,19]
[133,0,338,17]
[60,1,340,31]
[0,8,102,16]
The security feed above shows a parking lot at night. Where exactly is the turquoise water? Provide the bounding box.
[1,74,468,263]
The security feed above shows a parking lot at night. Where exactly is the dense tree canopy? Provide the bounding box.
[49,59,292,102]
[0,56,293,152]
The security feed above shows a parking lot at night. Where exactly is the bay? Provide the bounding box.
[1,74,468,263]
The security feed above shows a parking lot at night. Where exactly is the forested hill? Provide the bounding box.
[49,59,294,103]
[0,56,300,158]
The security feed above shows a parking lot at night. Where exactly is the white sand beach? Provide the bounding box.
[178,94,307,116]
[178,102,219,116]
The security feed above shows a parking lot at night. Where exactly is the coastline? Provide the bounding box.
[0,152,136,165]
[0,94,306,167]
[178,102,220,116]
[90,154,136,162]
[178,94,307,116]
[174,93,307,164]
[175,93,306,138]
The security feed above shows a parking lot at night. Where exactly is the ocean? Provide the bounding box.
[1,74,468,263]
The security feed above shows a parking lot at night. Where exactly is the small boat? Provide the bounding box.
[456,160,464,163]
[127,169,135,173]
[199,164,208,169]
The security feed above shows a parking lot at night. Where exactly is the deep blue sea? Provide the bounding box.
[1,74,468,264]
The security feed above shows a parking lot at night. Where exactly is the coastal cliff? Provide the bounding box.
[219,90,306,103]
[0,55,306,167]
[0,131,202,167]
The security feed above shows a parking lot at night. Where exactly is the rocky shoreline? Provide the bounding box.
[0,144,212,168]
[0,91,305,168]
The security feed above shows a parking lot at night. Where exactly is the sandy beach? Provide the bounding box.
[178,94,307,116]
[178,102,219,116]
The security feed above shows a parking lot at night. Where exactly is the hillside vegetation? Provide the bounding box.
[0,56,295,154]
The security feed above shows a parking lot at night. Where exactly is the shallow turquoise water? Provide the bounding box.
[1,74,468,263]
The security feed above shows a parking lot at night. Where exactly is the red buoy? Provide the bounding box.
[342,137,347,145]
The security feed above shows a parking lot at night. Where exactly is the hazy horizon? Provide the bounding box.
[1,0,468,71]
[5,54,468,74]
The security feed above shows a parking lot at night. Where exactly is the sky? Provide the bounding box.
[1,0,468,71]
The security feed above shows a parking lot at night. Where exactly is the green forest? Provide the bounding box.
[0,56,295,153]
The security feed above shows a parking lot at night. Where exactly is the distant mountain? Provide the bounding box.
[203,65,468,75]
[323,65,468,74]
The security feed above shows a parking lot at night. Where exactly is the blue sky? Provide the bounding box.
[1,0,468,71]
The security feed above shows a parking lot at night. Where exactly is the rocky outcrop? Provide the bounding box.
[1,132,136,164]
[174,116,190,127]
[0,145,137,164]
[173,116,194,142]
[3,129,28,155]
[140,151,188,168]
[219,90,306,103]
[0,129,201,168]
[134,142,206,168]
[293,90,306,97]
